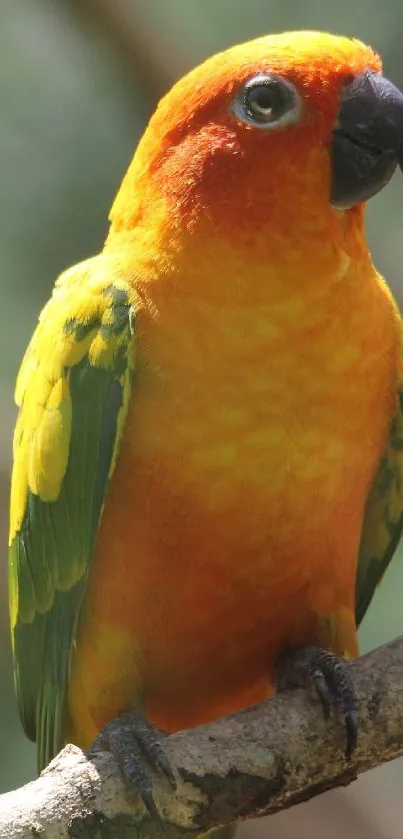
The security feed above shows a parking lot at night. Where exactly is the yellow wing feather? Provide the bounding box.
[9,254,135,770]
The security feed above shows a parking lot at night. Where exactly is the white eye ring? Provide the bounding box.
[231,73,302,130]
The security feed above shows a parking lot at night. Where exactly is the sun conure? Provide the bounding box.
[8,30,403,807]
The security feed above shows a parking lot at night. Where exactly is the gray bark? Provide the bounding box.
[1,637,403,839]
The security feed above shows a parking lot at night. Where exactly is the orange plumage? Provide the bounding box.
[64,33,401,745]
[9,32,403,769]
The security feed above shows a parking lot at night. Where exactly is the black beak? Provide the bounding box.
[331,71,403,209]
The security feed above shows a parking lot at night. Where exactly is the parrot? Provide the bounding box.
[8,29,403,815]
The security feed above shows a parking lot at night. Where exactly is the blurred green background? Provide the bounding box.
[1,1,403,836]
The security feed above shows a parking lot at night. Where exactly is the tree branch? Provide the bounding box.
[2,636,403,839]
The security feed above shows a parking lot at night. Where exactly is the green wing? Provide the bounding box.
[356,391,403,627]
[8,256,135,771]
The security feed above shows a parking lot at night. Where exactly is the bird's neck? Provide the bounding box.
[104,177,372,310]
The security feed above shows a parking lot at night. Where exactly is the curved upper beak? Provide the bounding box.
[331,71,403,209]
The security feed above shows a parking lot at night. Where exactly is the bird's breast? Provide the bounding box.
[130,267,399,520]
[70,262,401,739]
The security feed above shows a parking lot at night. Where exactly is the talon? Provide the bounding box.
[344,710,358,759]
[276,645,358,757]
[310,668,331,720]
[130,712,176,788]
[91,710,175,816]
[152,746,177,789]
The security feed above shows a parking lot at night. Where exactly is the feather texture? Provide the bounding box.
[357,391,403,626]
[8,256,135,770]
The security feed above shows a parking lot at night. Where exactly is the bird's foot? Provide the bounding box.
[91,710,176,818]
[276,645,358,758]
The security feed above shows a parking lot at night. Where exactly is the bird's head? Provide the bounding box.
[108,31,403,283]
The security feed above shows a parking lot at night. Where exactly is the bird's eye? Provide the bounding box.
[231,74,301,129]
